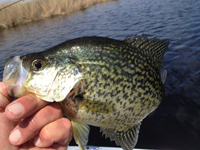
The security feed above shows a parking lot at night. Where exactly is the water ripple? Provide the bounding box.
[0,0,200,149]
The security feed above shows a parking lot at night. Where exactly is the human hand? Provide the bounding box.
[0,82,72,150]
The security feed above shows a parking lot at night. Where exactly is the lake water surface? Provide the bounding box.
[0,0,200,149]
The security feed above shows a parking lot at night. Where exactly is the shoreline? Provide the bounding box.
[0,0,117,30]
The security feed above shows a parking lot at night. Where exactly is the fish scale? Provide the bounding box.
[3,35,169,150]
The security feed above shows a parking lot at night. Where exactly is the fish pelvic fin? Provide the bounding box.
[71,121,90,150]
[124,34,170,69]
[100,122,141,150]
[161,69,167,84]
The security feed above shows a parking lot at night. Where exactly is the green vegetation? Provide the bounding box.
[0,0,115,29]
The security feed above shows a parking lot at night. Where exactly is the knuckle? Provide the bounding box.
[26,94,47,109]
[28,120,38,133]
[27,94,38,108]
[61,118,72,133]
[40,126,52,141]
[18,94,37,111]
[19,116,39,134]
[36,104,62,123]
[48,103,63,118]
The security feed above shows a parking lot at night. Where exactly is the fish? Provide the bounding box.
[3,34,169,150]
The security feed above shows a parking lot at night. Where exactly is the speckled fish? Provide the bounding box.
[3,35,169,150]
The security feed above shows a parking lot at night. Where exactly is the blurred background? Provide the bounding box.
[0,0,200,149]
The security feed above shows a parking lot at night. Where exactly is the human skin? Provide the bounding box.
[0,82,73,150]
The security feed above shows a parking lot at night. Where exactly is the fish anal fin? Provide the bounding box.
[72,121,90,150]
[100,123,141,150]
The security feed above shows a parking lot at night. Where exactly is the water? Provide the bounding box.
[0,0,200,149]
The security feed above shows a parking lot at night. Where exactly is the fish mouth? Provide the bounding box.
[3,56,29,98]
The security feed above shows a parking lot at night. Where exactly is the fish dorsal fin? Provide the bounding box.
[72,121,90,150]
[124,34,170,69]
[161,69,167,84]
[100,123,141,150]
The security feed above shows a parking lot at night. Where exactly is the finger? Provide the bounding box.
[51,144,69,150]
[9,103,63,145]
[0,82,12,111]
[20,139,58,150]
[5,94,48,121]
[34,118,72,148]
[20,138,67,150]
[0,113,18,150]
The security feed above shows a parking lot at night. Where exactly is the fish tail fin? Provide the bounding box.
[124,34,170,69]
[100,122,141,150]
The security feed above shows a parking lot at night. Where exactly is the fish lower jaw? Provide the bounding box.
[5,84,28,98]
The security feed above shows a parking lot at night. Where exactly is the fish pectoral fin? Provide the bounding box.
[72,121,90,150]
[161,69,167,84]
[100,122,141,150]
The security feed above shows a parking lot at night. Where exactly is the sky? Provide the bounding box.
[0,0,16,2]
[0,0,9,2]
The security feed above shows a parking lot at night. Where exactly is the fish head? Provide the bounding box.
[3,53,84,102]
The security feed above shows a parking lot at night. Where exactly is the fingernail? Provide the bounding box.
[7,103,24,116]
[9,129,21,143]
[34,136,41,146]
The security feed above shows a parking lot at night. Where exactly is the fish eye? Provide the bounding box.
[32,59,46,71]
